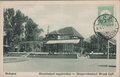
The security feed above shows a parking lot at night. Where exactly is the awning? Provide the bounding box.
[46,39,80,44]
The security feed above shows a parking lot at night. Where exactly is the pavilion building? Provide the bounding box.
[44,27,84,54]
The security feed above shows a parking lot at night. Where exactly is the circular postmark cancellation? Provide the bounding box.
[93,14,119,40]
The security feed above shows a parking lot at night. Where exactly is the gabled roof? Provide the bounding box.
[109,39,116,45]
[49,27,84,39]
[49,30,59,35]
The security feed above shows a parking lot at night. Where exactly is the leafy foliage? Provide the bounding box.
[84,34,116,54]
[4,8,44,52]
[89,35,107,53]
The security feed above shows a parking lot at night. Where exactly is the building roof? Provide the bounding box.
[49,30,59,35]
[49,27,84,39]
[109,39,116,45]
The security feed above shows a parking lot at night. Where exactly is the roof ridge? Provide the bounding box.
[49,26,84,38]
[71,27,75,36]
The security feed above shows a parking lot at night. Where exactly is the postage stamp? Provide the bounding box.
[0,0,120,77]
[98,6,114,26]
[98,6,114,15]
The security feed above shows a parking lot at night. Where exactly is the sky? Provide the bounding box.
[3,3,100,38]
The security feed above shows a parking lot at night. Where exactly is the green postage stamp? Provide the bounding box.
[98,6,114,25]
[98,6,114,16]
[0,0,120,77]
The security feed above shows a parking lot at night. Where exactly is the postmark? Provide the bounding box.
[93,14,119,40]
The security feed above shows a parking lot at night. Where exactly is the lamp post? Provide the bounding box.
[107,40,110,67]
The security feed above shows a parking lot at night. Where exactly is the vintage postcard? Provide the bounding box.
[0,0,120,77]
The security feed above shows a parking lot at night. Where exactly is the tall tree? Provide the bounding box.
[4,8,44,52]
[25,18,43,41]
[4,8,14,46]
[89,35,107,53]
[4,9,27,52]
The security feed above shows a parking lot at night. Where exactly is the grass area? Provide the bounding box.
[4,57,28,63]
[4,57,116,72]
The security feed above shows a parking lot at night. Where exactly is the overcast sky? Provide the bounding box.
[4,3,100,38]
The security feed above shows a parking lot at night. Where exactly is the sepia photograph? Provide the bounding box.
[1,1,119,74]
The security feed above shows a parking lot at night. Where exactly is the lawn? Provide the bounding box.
[4,57,116,72]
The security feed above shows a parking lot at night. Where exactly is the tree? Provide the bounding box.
[4,8,15,46]
[84,34,116,55]
[4,8,44,52]
[25,18,44,41]
[89,35,107,53]
[83,41,90,53]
